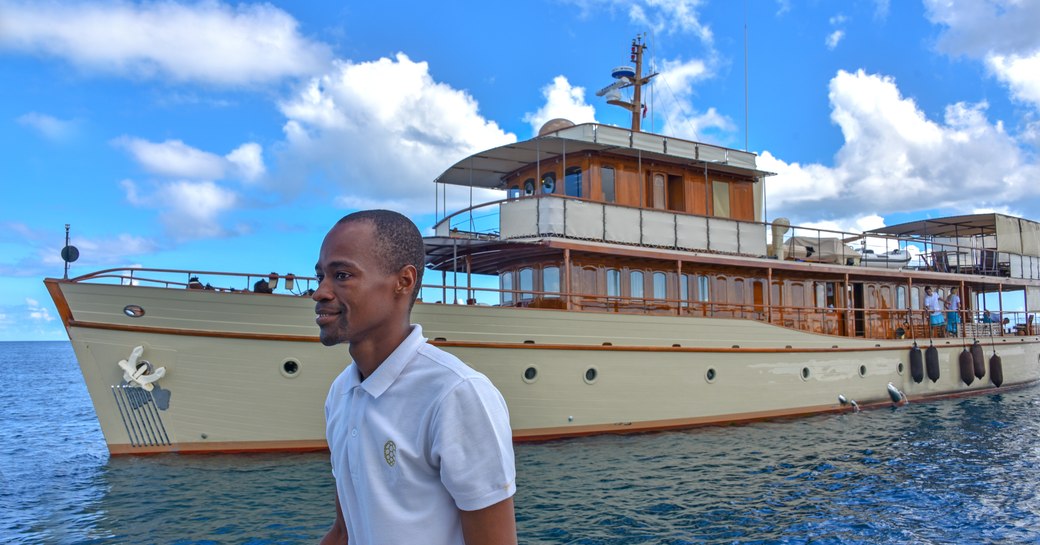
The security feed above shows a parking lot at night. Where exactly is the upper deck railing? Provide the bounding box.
[434,194,1040,280]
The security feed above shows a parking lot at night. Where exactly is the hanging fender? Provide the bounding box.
[909,343,924,384]
[989,353,1004,387]
[925,344,940,382]
[958,348,974,386]
[971,341,986,379]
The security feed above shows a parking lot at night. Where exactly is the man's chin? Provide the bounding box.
[318,331,345,347]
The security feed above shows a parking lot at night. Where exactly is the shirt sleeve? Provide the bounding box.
[430,376,516,512]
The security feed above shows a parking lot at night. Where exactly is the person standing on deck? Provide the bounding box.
[313,209,517,545]
[945,287,962,335]
[924,286,945,333]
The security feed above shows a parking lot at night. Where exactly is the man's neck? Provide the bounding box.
[349,322,413,380]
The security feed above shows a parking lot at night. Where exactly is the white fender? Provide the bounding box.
[117,345,167,391]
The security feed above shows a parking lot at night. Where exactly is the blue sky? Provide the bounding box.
[2,0,1039,340]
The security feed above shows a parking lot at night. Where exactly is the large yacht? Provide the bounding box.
[46,37,1040,454]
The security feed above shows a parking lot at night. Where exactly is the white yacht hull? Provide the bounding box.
[49,280,1040,455]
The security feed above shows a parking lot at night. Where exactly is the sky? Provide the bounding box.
[2,0,1040,340]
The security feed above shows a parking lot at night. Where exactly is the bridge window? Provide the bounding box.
[523,178,535,196]
[606,269,620,297]
[500,272,513,305]
[712,180,730,218]
[630,270,644,299]
[601,166,616,203]
[696,275,711,302]
[565,166,583,198]
[541,172,556,194]
[652,272,667,300]
[519,268,534,300]
[507,186,521,199]
[543,266,560,297]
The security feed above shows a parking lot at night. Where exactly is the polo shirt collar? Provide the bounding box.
[357,324,425,399]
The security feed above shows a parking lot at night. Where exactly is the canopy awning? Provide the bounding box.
[434,123,772,190]
[865,213,1003,238]
[424,237,561,275]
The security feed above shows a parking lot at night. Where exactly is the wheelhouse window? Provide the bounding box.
[606,269,620,297]
[543,266,560,297]
[652,173,666,209]
[519,268,534,300]
[712,180,730,218]
[696,275,711,302]
[652,272,667,300]
[523,178,535,196]
[565,166,583,198]
[507,186,521,199]
[541,172,556,194]
[500,272,513,305]
[630,271,644,299]
[601,166,616,203]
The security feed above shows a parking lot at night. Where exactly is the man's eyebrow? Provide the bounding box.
[316,260,358,271]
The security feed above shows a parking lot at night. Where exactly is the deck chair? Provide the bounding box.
[932,251,950,273]
[1016,315,1034,335]
[979,249,1000,276]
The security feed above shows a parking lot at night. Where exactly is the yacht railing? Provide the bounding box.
[62,268,1035,340]
[435,194,1040,279]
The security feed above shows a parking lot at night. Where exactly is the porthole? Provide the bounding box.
[705,368,717,383]
[801,367,811,381]
[281,358,301,378]
[123,304,145,318]
[859,365,867,377]
[583,367,598,384]
[522,366,538,384]
[898,362,905,375]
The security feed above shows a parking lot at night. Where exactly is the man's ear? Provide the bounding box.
[396,264,417,296]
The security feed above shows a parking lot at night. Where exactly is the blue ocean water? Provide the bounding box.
[3,341,1040,544]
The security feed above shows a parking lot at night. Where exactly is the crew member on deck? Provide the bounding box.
[924,286,945,334]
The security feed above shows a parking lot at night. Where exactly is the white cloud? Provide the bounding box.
[26,298,53,322]
[826,30,845,50]
[565,0,712,46]
[925,0,1040,110]
[775,0,791,16]
[652,57,734,141]
[121,179,238,240]
[115,137,266,182]
[16,112,77,140]
[762,69,1040,224]
[277,53,515,215]
[987,52,1040,107]
[0,1,331,85]
[522,76,597,137]
[226,142,266,182]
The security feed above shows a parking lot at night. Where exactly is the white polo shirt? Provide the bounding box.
[324,324,515,545]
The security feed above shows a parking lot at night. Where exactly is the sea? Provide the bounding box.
[3,341,1040,545]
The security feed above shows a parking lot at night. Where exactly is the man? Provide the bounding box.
[313,210,517,545]
[924,286,944,334]
[945,286,961,335]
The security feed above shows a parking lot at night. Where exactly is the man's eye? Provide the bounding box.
[335,272,350,280]
[315,274,325,282]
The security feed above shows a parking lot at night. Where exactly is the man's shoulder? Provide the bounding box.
[413,342,486,382]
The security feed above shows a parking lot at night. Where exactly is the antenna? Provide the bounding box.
[598,35,658,132]
[744,0,749,151]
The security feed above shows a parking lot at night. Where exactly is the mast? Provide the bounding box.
[598,35,658,133]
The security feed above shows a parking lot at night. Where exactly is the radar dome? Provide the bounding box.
[538,118,575,136]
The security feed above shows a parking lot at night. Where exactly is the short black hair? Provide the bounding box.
[336,209,425,304]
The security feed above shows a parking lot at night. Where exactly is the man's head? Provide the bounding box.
[312,210,425,347]
[925,286,933,295]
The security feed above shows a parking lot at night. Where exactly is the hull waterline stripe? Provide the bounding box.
[65,318,1039,354]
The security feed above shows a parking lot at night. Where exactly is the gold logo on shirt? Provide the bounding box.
[383,440,397,467]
